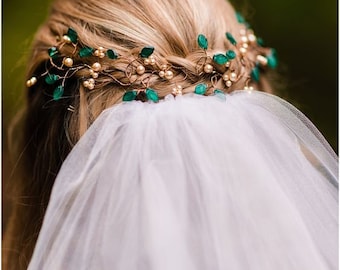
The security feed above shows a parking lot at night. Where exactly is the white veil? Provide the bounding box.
[28,90,338,270]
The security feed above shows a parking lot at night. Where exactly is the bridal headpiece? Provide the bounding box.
[26,12,277,102]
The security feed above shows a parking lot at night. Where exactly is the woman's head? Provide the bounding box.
[4,0,276,268]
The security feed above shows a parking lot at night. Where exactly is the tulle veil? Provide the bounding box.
[28,90,338,270]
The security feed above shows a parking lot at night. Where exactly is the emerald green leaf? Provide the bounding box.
[146,88,159,102]
[67,28,78,43]
[122,90,137,101]
[45,74,59,85]
[53,85,64,100]
[267,49,278,69]
[106,49,118,59]
[194,83,207,95]
[140,46,154,58]
[226,50,236,60]
[235,12,246,24]
[79,47,94,57]
[251,66,260,82]
[213,54,228,65]
[48,47,59,58]
[226,32,237,46]
[257,37,264,46]
[197,34,208,50]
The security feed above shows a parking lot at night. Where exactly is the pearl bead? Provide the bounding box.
[249,86,254,90]
[98,47,104,52]
[226,80,232,87]
[239,29,246,36]
[94,50,100,56]
[88,83,95,90]
[136,65,146,75]
[242,43,248,49]
[161,64,168,70]
[92,72,99,78]
[177,85,182,90]
[26,77,37,87]
[62,35,72,43]
[144,59,150,65]
[204,64,214,73]
[164,70,174,80]
[159,71,165,78]
[256,55,268,66]
[89,69,94,75]
[99,52,105,58]
[63,57,73,67]
[241,36,248,43]
[244,86,249,90]
[88,78,95,84]
[239,47,247,55]
[150,58,156,65]
[222,73,229,81]
[92,62,102,72]
[225,61,230,68]
[83,81,90,88]
[248,34,256,43]
[230,72,237,82]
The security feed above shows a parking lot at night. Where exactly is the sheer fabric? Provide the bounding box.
[29,91,338,270]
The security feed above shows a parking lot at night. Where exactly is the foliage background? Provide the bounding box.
[3,0,337,225]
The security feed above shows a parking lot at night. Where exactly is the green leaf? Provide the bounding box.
[267,49,278,69]
[194,83,207,95]
[257,37,264,46]
[48,47,59,58]
[226,32,237,46]
[53,85,64,100]
[235,12,246,24]
[226,50,236,60]
[197,34,208,50]
[67,28,78,43]
[213,54,228,65]
[251,66,260,82]
[146,88,159,102]
[45,74,59,85]
[79,47,94,57]
[140,46,154,58]
[107,49,118,59]
[122,90,137,101]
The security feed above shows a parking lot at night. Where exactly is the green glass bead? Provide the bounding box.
[146,88,159,102]
[122,90,137,101]
[53,85,64,100]
[45,74,59,85]
[251,66,260,82]
[235,12,246,24]
[214,89,226,100]
[48,47,59,58]
[67,28,78,43]
[226,32,237,46]
[79,47,94,57]
[267,49,278,69]
[197,34,208,50]
[140,46,154,58]
[194,83,207,95]
[213,54,228,65]
[107,49,118,59]
[257,37,264,46]
[226,50,236,60]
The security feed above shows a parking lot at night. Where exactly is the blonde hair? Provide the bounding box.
[3,0,273,268]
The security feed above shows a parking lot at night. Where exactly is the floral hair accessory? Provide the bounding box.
[26,11,277,102]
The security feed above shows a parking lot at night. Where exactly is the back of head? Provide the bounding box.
[4,0,275,268]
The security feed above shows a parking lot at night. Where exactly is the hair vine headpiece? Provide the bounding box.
[26,11,277,103]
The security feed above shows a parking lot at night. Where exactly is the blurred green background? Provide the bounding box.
[3,0,337,167]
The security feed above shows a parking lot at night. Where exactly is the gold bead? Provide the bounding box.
[256,55,268,66]
[161,64,168,70]
[203,64,214,73]
[88,78,95,84]
[159,70,165,78]
[62,35,72,43]
[92,62,102,72]
[164,70,174,80]
[226,80,232,87]
[230,72,237,82]
[83,81,90,88]
[239,47,247,55]
[144,59,150,65]
[222,73,229,81]
[136,65,146,75]
[94,50,100,57]
[92,72,99,78]
[63,57,73,67]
